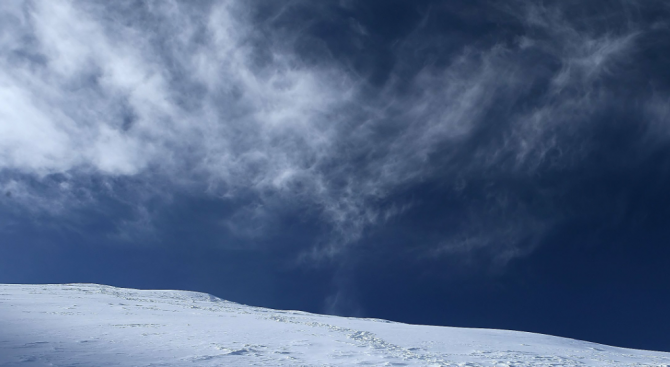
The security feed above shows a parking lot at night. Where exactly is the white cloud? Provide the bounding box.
[0,0,660,261]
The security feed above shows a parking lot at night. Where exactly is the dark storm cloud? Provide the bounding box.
[1,0,670,266]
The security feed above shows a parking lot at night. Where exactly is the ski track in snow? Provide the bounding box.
[0,284,668,367]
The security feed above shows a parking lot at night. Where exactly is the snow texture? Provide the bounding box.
[0,284,668,366]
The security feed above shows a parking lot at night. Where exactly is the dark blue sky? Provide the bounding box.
[1,0,670,352]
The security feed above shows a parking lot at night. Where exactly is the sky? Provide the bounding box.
[1,0,669,352]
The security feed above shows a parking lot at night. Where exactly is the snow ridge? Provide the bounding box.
[0,284,668,366]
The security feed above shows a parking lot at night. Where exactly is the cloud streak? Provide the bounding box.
[1,0,668,263]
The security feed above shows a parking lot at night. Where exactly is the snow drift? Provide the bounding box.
[0,284,668,366]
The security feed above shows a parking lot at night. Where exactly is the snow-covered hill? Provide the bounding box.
[0,284,668,366]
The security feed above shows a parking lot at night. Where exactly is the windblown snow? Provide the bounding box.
[0,284,668,366]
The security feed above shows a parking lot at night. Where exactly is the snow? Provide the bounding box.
[0,284,668,366]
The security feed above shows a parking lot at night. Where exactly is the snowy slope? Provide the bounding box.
[0,284,668,367]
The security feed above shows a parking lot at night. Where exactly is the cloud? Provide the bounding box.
[0,0,667,264]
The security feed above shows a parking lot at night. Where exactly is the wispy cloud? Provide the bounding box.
[0,0,666,263]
